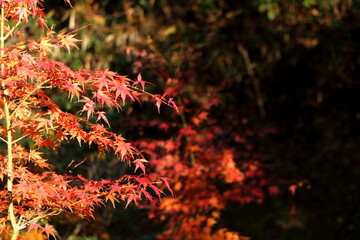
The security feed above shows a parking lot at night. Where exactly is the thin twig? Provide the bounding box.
[0,136,7,143]
[10,80,51,118]
[238,44,266,118]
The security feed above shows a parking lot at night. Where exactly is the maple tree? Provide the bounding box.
[0,0,174,239]
[43,1,360,239]
[35,1,282,238]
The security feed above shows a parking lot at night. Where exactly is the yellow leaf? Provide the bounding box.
[159,25,177,38]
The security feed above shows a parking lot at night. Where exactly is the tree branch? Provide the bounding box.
[238,44,266,118]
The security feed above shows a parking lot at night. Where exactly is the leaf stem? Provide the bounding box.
[3,20,21,41]
[10,80,51,118]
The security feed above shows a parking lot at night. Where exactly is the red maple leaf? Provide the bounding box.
[42,224,57,239]
[125,194,140,208]
[133,159,148,173]
[96,111,110,127]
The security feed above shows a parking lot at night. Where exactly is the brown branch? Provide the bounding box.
[238,44,266,118]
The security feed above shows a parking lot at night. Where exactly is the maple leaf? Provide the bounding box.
[140,189,155,206]
[149,184,163,199]
[105,193,119,208]
[64,81,82,100]
[96,111,110,127]
[109,184,124,195]
[38,138,56,149]
[79,96,96,119]
[39,37,54,55]
[58,33,80,53]
[113,83,134,104]
[114,142,133,160]
[159,177,174,196]
[133,159,148,173]
[27,223,41,233]
[132,73,153,91]
[136,73,144,89]
[37,15,47,29]
[15,5,30,22]
[125,194,139,208]
[42,224,57,239]
[29,149,49,168]
[94,90,112,107]
[134,176,151,187]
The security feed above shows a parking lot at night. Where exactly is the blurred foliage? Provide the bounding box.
[28,0,360,239]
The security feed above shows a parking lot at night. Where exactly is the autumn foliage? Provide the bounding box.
[34,1,360,239]
[100,6,277,237]
[0,0,288,239]
[12,1,282,238]
[0,0,172,239]
[131,79,276,239]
